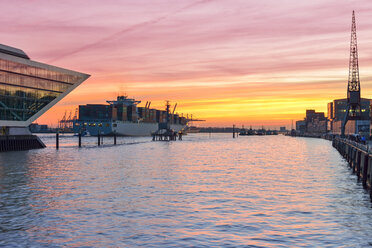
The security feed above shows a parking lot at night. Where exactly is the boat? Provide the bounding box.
[184,126,201,133]
[72,96,188,136]
[240,127,255,136]
[73,130,90,137]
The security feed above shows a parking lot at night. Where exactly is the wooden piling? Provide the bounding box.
[351,149,356,169]
[368,157,372,189]
[356,151,361,177]
[233,125,235,138]
[98,132,101,146]
[114,132,117,145]
[362,154,369,188]
[78,132,82,148]
[332,138,372,200]
[56,131,59,149]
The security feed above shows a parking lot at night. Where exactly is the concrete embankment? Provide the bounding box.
[0,135,45,152]
[332,138,372,196]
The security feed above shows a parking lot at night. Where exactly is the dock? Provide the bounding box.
[333,137,372,197]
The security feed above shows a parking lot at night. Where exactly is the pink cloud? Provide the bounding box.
[1,0,372,126]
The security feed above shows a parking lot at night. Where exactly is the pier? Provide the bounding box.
[152,101,183,142]
[0,135,45,152]
[332,137,372,196]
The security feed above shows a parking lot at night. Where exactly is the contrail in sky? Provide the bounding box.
[48,0,214,63]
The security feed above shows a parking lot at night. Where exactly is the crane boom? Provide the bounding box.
[172,103,177,114]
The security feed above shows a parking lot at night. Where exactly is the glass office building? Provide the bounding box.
[327,98,372,136]
[0,44,89,129]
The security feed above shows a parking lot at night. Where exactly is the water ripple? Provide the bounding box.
[1,134,372,247]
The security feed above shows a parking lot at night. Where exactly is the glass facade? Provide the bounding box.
[332,98,371,121]
[0,58,81,121]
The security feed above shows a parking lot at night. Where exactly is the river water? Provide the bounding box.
[1,133,372,247]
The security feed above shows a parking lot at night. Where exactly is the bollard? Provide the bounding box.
[78,132,82,148]
[98,132,101,146]
[56,131,59,149]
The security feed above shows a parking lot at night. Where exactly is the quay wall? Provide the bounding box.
[332,138,372,195]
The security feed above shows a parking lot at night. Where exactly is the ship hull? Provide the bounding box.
[113,122,185,136]
[74,120,186,136]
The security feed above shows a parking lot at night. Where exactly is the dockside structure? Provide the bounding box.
[0,44,90,151]
[295,98,372,138]
[327,98,371,137]
[74,96,188,136]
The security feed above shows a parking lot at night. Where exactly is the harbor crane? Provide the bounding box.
[341,11,369,137]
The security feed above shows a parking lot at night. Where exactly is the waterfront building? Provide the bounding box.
[295,120,306,133]
[327,98,371,137]
[305,110,327,134]
[0,44,89,151]
[295,110,327,135]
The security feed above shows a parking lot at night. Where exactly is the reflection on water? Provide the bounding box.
[1,134,372,247]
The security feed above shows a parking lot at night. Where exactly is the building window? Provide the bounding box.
[0,59,82,121]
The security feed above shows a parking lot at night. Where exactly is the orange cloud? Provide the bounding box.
[2,0,372,128]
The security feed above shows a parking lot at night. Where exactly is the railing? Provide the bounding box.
[334,137,370,153]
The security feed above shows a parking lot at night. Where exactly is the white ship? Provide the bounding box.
[73,96,188,136]
[111,121,185,136]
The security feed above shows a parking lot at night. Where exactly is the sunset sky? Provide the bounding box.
[2,0,372,128]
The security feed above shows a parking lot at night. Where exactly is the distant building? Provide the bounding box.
[307,119,327,134]
[306,110,324,121]
[327,98,371,136]
[305,110,327,134]
[29,123,49,133]
[327,102,334,120]
[295,110,327,135]
[279,126,286,132]
[296,120,306,134]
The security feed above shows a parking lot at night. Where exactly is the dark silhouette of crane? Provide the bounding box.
[341,11,367,137]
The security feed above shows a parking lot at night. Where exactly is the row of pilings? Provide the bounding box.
[333,138,372,197]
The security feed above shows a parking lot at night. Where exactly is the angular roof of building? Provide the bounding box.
[0,44,30,59]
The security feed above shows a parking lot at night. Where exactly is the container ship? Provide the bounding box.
[73,96,188,136]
